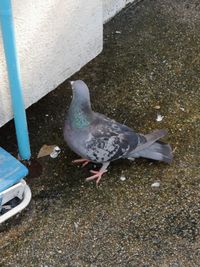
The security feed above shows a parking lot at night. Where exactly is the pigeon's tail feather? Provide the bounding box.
[127,128,173,163]
[139,141,173,163]
[145,129,167,142]
[128,140,173,163]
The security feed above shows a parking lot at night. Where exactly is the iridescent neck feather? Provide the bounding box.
[68,98,92,128]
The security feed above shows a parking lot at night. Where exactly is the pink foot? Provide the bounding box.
[72,158,91,167]
[85,162,110,185]
[86,169,108,185]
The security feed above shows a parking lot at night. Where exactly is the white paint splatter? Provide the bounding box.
[156,114,164,122]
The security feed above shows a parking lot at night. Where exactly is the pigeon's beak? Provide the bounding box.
[69,81,75,91]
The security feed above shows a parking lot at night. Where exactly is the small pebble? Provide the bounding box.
[151,181,160,188]
[120,175,126,181]
[154,105,161,110]
[74,222,79,233]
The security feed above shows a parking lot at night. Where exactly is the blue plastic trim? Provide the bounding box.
[0,0,31,160]
[0,147,28,193]
[0,195,2,211]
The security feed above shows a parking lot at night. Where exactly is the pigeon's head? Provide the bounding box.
[70,80,90,102]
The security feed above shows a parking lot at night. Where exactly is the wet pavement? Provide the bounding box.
[1,0,200,266]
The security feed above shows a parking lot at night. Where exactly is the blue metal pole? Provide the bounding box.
[0,0,31,160]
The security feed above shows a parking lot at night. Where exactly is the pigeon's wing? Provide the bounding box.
[85,113,140,162]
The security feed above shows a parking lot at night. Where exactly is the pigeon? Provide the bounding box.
[64,80,173,184]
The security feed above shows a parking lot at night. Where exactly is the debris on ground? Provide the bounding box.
[151,181,161,188]
[37,145,61,158]
[120,175,126,181]
[50,146,61,158]
[156,114,164,122]
[154,105,161,110]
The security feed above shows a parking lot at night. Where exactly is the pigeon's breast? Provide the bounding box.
[64,123,90,159]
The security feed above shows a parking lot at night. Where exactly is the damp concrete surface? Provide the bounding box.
[0,0,200,266]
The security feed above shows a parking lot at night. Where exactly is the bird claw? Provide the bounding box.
[86,169,108,185]
[72,158,90,168]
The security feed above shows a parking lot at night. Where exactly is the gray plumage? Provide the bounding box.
[64,80,173,182]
